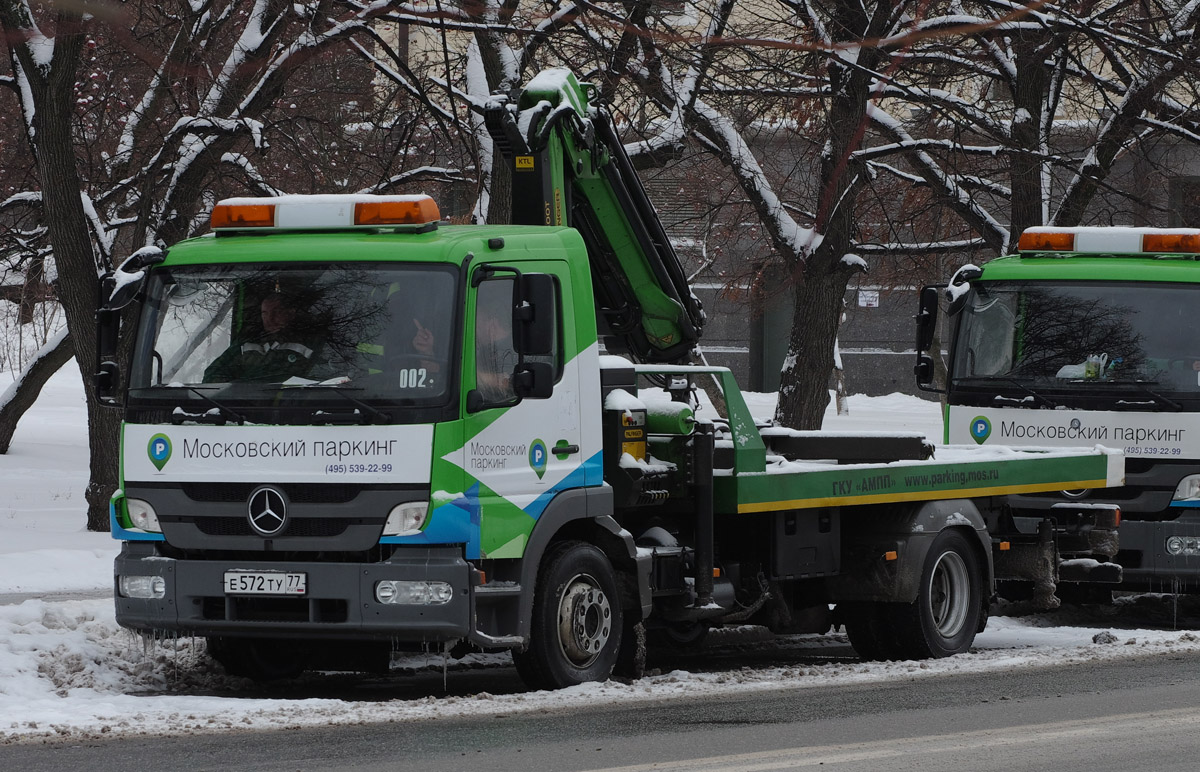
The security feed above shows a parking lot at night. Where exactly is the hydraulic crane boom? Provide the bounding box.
[484,68,705,364]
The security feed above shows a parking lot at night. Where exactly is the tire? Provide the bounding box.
[891,529,985,659]
[648,620,710,652]
[206,637,308,681]
[841,602,902,661]
[512,541,624,690]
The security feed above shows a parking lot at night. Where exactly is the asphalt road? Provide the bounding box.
[6,649,1200,772]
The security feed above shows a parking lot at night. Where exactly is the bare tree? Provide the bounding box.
[7,0,1200,536]
[0,0,465,528]
[600,0,1200,426]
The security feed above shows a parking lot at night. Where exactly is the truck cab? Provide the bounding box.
[925,226,1200,591]
[108,195,624,677]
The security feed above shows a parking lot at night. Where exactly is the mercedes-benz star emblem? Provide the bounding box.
[247,486,288,536]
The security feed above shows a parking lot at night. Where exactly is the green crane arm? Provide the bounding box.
[484,68,705,364]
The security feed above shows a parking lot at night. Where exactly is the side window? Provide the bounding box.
[475,278,518,403]
[523,275,563,381]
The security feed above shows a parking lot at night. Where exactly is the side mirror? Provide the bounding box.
[915,286,946,394]
[513,361,554,400]
[94,247,165,405]
[106,246,166,311]
[915,285,940,354]
[95,304,121,405]
[514,273,556,356]
[944,264,981,316]
[915,354,939,391]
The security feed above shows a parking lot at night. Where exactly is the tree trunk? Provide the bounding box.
[775,271,848,429]
[12,9,117,531]
[0,328,73,454]
[768,0,880,431]
[1009,37,1051,240]
[85,390,123,531]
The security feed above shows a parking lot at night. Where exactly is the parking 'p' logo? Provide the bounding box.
[148,434,172,471]
[529,439,547,479]
[970,417,991,445]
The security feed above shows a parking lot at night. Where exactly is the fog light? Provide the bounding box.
[382,502,428,536]
[119,575,166,599]
[126,499,161,532]
[374,580,453,605]
[1166,536,1200,556]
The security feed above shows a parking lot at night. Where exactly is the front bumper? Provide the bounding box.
[1100,517,1200,590]
[114,542,473,641]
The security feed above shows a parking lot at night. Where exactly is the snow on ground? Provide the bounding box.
[0,364,111,595]
[3,366,1199,744]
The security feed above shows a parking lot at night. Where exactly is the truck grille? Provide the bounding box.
[193,517,350,538]
[180,483,360,504]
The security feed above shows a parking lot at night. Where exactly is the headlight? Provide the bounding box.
[126,499,161,532]
[119,575,166,599]
[374,580,453,605]
[382,502,428,536]
[1173,475,1200,502]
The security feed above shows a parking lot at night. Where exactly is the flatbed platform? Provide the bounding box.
[717,441,1123,514]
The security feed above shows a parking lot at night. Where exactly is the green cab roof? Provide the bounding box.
[981,254,1200,284]
[162,224,585,267]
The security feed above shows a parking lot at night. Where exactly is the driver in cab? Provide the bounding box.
[204,290,323,382]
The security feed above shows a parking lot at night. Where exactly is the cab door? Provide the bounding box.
[459,261,591,559]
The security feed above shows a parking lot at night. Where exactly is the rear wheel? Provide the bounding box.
[513,541,623,690]
[892,529,984,659]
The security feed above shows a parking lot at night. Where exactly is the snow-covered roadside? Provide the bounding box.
[3,594,1200,744]
[5,366,1198,745]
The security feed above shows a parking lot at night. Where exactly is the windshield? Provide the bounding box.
[130,264,458,408]
[952,281,1200,391]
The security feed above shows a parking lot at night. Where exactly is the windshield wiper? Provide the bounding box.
[171,386,246,425]
[996,378,1057,409]
[1111,381,1183,412]
[955,376,1058,408]
[281,381,389,425]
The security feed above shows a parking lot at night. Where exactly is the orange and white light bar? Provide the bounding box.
[210,194,441,231]
[1018,226,1200,255]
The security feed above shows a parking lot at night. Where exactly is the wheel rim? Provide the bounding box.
[556,574,612,667]
[928,550,971,638]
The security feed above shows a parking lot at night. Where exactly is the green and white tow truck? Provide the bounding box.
[920,225,1200,594]
[99,71,1125,688]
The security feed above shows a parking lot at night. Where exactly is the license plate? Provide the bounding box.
[223,571,307,595]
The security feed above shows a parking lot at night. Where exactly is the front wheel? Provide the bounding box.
[891,529,984,659]
[841,602,903,661]
[513,541,623,690]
